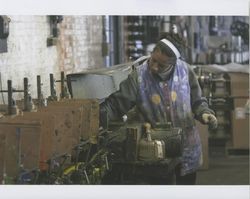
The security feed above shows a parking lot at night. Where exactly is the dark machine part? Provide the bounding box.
[137,123,165,161]
[150,123,183,158]
[125,127,140,161]
[199,73,231,105]
[197,73,231,110]
[197,70,230,89]
[197,72,246,104]
[102,122,182,184]
[136,123,183,160]
[138,133,165,161]
[197,73,212,89]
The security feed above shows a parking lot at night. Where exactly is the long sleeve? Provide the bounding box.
[188,65,215,123]
[100,70,138,123]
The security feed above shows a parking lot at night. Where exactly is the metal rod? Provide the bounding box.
[23,77,29,111]
[49,73,54,97]
[0,90,24,93]
[61,71,65,99]
[37,75,42,104]
[55,80,67,82]
[12,90,25,92]
[83,169,90,184]
[7,80,12,115]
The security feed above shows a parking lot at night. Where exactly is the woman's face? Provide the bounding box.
[149,49,176,75]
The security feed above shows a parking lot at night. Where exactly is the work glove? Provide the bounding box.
[202,113,218,129]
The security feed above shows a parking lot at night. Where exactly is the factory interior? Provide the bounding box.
[0,15,249,185]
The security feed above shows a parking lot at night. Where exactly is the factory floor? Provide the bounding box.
[196,147,249,185]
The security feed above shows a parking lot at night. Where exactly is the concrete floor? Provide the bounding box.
[196,153,249,185]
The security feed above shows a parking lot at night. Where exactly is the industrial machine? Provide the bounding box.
[66,63,183,184]
[194,63,249,155]
[0,63,183,184]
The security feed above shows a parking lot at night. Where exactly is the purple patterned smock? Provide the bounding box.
[137,59,202,176]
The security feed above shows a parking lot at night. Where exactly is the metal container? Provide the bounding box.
[138,123,166,161]
[138,138,165,161]
[150,123,183,158]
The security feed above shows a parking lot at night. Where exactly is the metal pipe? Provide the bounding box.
[49,73,55,97]
[0,90,24,93]
[61,71,65,99]
[37,75,42,104]
[23,77,29,111]
[7,80,12,115]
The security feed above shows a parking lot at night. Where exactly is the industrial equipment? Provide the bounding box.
[96,120,182,184]
[0,77,33,115]
[48,72,70,101]
[67,63,183,184]
[194,63,249,155]
[67,63,132,99]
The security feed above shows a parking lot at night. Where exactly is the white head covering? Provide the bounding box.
[160,39,181,59]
